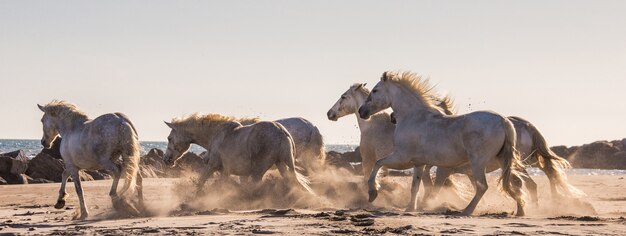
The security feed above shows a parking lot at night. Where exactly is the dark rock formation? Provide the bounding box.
[0,150,30,184]
[567,140,626,169]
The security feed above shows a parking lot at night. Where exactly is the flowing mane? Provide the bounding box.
[171,113,239,130]
[238,117,261,126]
[434,95,456,115]
[383,71,439,109]
[42,100,89,121]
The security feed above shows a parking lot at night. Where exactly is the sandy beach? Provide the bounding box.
[1,172,625,235]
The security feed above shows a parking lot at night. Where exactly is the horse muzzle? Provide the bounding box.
[358,107,371,119]
[327,111,338,121]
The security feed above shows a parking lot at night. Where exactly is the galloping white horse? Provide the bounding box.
[390,98,583,205]
[358,71,528,216]
[163,113,313,195]
[326,84,434,196]
[239,117,326,172]
[38,101,142,220]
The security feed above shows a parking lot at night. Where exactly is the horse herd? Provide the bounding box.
[36,70,584,220]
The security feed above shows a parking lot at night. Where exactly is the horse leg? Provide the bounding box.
[196,166,216,194]
[367,153,411,203]
[136,172,144,211]
[101,161,121,198]
[69,168,89,220]
[54,170,70,209]
[421,166,453,207]
[521,169,538,206]
[460,159,488,216]
[418,165,433,208]
[406,165,425,212]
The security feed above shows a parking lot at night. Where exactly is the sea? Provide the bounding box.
[2,139,625,176]
[0,139,356,158]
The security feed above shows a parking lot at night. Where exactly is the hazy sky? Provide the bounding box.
[1,1,624,146]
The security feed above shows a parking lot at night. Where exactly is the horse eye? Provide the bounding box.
[372,89,378,93]
[341,96,346,99]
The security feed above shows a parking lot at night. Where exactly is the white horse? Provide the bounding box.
[239,117,326,172]
[390,98,583,205]
[38,101,142,220]
[358,71,528,216]
[163,114,313,195]
[327,84,434,195]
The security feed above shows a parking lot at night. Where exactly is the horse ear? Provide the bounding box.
[37,104,45,112]
[381,72,389,81]
[354,83,366,91]
[164,121,176,130]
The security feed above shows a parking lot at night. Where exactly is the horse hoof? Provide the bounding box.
[54,200,66,209]
[368,190,378,202]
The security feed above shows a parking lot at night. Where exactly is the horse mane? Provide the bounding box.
[383,71,439,108]
[238,117,261,126]
[435,94,456,115]
[43,100,89,121]
[171,113,239,130]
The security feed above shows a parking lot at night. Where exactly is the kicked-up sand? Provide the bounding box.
[0,169,625,235]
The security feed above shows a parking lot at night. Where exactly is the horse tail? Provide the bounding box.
[278,124,314,195]
[498,117,528,208]
[116,114,140,196]
[512,116,585,198]
[310,125,326,163]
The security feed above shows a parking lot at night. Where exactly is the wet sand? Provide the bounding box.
[1,174,625,235]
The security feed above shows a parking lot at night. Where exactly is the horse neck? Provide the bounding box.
[389,85,440,124]
[190,122,239,149]
[56,116,88,137]
[352,90,374,131]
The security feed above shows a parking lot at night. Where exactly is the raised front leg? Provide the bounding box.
[406,165,425,212]
[367,152,413,203]
[69,169,89,220]
[55,170,71,209]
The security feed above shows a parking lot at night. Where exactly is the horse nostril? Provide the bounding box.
[41,139,46,147]
[327,111,335,120]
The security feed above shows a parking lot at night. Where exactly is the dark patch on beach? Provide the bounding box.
[548,216,602,221]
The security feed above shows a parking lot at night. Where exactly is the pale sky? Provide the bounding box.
[0,1,624,146]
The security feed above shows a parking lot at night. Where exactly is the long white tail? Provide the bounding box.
[509,116,585,198]
[117,119,140,196]
[498,118,528,207]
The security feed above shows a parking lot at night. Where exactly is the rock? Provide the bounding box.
[2,174,29,184]
[26,152,66,182]
[25,176,54,184]
[26,151,95,182]
[0,150,29,175]
[174,152,205,174]
[84,170,111,180]
[41,137,63,160]
[140,148,168,177]
[342,147,362,162]
[569,141,625,169]
[0,176,7,185]
[325,151,357,174]
[0,150,30,184]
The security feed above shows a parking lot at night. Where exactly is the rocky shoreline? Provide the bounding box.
[1,138,625,185]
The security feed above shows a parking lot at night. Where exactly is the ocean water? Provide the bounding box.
[0,139,356,158]
[2,139,624,176]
